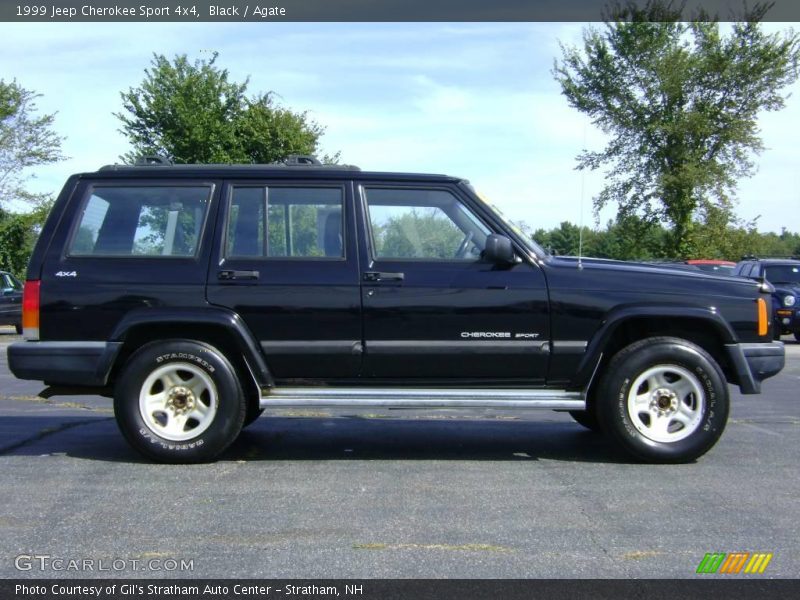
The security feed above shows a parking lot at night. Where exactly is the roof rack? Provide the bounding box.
[99,155,361,171]
[282,154,322,166]
[740,255,800,261]
[135,155,173,166]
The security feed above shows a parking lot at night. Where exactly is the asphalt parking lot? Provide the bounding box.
[0,326,798,579]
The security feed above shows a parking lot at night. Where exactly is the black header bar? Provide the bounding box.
[3,0,800,23]
[3,579,800,600]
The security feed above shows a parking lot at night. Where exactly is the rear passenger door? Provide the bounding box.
[206,180,362,379]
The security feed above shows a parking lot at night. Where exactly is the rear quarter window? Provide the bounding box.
[68,185,212,257]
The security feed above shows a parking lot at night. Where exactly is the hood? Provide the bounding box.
[543,255,762,296]
[772,283,800,296]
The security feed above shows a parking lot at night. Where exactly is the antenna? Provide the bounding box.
[578,119,587,270]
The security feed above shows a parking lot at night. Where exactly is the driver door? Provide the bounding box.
[357,183,550,383]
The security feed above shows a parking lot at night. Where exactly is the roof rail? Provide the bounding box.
[740,255,800,261]
[135,155,173,166]
[282,154,322,166]
[98,155,361,171]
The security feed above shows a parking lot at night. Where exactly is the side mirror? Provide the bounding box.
[482,234,518,265]
[2,289,14,296]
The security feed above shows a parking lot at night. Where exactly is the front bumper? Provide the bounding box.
[725,341,785,394]
[774,307,800,334]
[7,341,122,386]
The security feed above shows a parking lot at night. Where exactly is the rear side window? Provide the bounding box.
[69,185,212,257]
[226,186,344,259]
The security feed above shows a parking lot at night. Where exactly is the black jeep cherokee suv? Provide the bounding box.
[7,158,785,463]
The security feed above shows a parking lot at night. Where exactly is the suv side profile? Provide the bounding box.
[8,158,785,463]
[734,257,800,341]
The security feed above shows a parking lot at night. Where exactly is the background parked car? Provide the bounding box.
[685,259,736,275]
[734,257,800,341]
[0,271,22,334]
[640,259,735,275]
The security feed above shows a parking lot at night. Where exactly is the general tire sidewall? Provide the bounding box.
[601,342,729,462]
[115,341,244,462]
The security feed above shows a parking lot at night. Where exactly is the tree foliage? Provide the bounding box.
[0,199,53,277]
[373,209,466,259]
[116,52,333,164]
[553,0,800,257]
[532,217,800,262]
[0,80,65,208]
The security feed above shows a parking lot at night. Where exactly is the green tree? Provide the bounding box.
[0,199,53,277]
[116,52,332,164]
[374,209,465,259]
[0,80,65,208]
[553,1,800,257]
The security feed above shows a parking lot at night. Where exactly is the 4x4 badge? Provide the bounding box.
[55,271,77,277]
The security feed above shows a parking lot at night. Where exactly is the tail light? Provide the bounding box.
[22,280,40,340]
[756,297,768,337]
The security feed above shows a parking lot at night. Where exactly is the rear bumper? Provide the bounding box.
[7,341,122,386]
[725,341,785,394]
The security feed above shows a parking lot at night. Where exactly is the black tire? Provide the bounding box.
[243,406,265,428]
[794,332,800,343]
[114,340,246,463]
[595,336,729,463]
[14,322,22,335]
[568,409,602,433]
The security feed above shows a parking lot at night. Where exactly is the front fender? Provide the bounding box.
[570,305,737,390]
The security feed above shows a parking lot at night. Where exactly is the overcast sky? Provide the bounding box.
[1,21,798,232]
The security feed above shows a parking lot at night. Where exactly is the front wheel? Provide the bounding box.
[114,340,246,463]
[596,337,729,463]
[568,409,601,432]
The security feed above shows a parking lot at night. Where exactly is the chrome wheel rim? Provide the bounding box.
[138,363,217,441]
[627,364,705,443]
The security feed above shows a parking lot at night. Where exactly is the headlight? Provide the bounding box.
[784,295,797,307]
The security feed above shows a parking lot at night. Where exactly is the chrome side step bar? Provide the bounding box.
[259,387,584,410]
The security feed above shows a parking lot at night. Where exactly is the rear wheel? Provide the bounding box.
[14,322,22,335]
[243,406,265,428]
[794,332,800,343]
[114,340,246,463]
[596,337,729,463]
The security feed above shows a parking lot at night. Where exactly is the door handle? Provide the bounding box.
[218,270,260,281]
[364,271,404,282]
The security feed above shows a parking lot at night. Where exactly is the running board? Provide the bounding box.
[259,387,584,410]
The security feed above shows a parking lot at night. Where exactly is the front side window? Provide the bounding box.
[364,187,490,260]
[226,186,344,259]
[69,185,212,257]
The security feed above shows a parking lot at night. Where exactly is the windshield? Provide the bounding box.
[462,183,545,256]
[765,265,800,285]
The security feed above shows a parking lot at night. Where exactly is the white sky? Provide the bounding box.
[1,21,798,232]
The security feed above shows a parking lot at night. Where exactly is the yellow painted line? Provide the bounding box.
[758,552,772,573]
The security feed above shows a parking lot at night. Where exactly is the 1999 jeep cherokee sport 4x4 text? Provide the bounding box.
[7,157,785,463]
